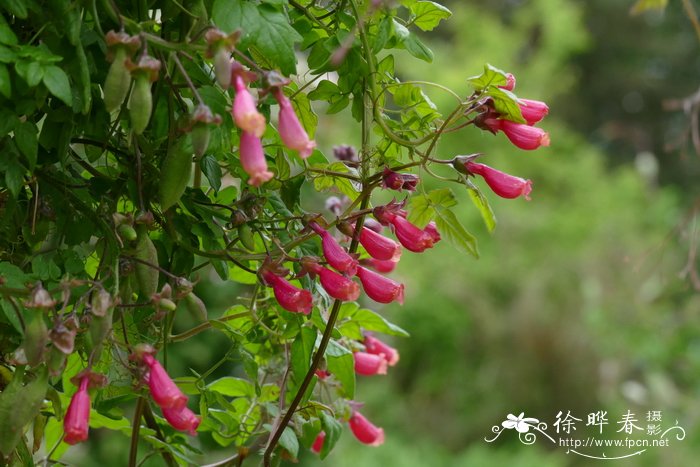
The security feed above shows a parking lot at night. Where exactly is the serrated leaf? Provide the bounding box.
[467,63,509,90]
[434,207,479,258]
[319,411,342,459]
[255,5,303,75]
[407,194,435,228]
[42,65,72,106]
[326,343,354,398]
[308,80,340,101]
[212,0,258,33]
[487,87,525,123]
[465,179,496,233]
[279,427,299,458]
[201,154,222,192]
[410,1,452,31]
[287,87,317,138]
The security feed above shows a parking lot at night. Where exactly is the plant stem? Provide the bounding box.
[129,397,146,467]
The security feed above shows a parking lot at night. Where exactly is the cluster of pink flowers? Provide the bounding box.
[137,346,201,436]
[225,65,315,186]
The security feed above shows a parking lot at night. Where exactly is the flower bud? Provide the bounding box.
[261,270,313,314]
[233,75,266,137]
[500,73,516,91]
[360,257,399,273]
[63,376,91,445]
[465,161,532,200]
[363,335,399,366]
[356,266,404,304]
[325,196,344,216]
[302,258,360,301]
[389,214,435,253]
[274,89,316,159]
[381,168,419,192]
[239,131,274,186]
[143,354,188,410]
[358,226,402,261]
[518,98,549,125]
[424,221,441,244]
[309,222,358,276]
[162,405,201,436]
[349,412,385,446]
[354,351,388,376]
[333,145,357,162]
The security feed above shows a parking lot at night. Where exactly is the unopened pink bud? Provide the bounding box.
[363,335,399,366]
[359,227,402,261]
[311,431,326,454]
[361,257,399,273]
[275,90,316,158]
[465,161,532,200]
[63,376,91,445]
[357,266,404,304]
[349,412,385,446]
[309,223,358,275]
[232,76,266,137]
[381,168,419,192]
[239,131,274,186]
[486,119,550,150]
[518,99,549,125]
[303,259,360,301]
[143,354,188,410]
[354,351,388,375]
[162,405,201,436]
[261,270,313,314]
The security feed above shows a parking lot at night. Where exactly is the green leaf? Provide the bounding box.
[0,366,48,457]
[0,262,28,289]
[326,341,355,398]
[350,308,410,337]
[308,80,340,101]
[201,154,222,192]
[207,377,255,397]
[14,121,38,170]
[319,411,343,459]
[281,174,304,211]
[2,153,25,196]
[402,33,433,63]
[487,87,525,123]
[288,87,317,139]
[0,15,18,45]
[212,0,258,33]
[465,179,497,233]
[408,188,456,228]
[42,65,73,106]
[291,326,317,381]
[630,0,668,14]
[31,255,61,280]
[254,5,303,75]
[2,0,27,18]
[372,15,394,53]
[467,63,509,90]
[311,162,360,199]
[434,207,479,258]
[410,1,452,31]
[15,60,43,87]
[0,63,9,98]
[279,427,300,458]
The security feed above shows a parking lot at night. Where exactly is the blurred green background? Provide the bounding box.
[62,0,700,465]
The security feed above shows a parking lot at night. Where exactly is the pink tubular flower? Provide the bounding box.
[274,89,316,158]
[518,99,549,125]
[232,75,266,137]
[361,257,399,273]
[239,131,274,186]
[381,168,419,192]
[363,218,384,234]
[63,376,91,445]
[363,335,400,366]
[354,351,388,376]
[358,226,402,261]
[311,431,326,454]
[465,161,532,200]
[486,118,550,150]
[390,215,435,253]
[303,259,360,301]
[423,221,441,244]
[261,270,313,314]
[162,405,201,436]
[356,266,404,304]
[349,412,385,446]
[143,354,188,410]
[309,223,358,276]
